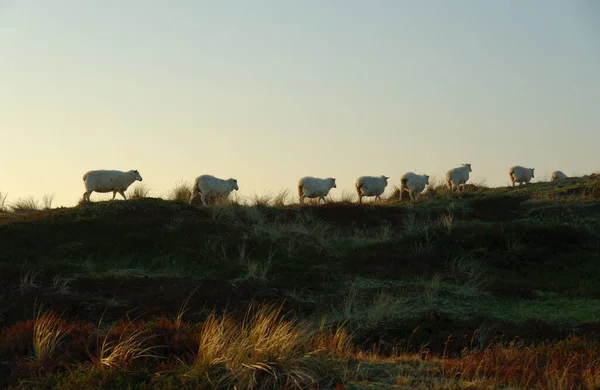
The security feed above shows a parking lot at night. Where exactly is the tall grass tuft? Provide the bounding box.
[0,191,7,212]
[338,190,356,204]
[19,270,39,294]
[272,190,290,207]
[187,302,350,389]
[128,184,150,199]
[250,194,272,207]
[42,193,54,209]
[94,315,160,369]
[307,319,353,361]
[10,196,40,212]
[32,306,72,361]
[168,180,192,203]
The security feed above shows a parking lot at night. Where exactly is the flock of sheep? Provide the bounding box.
[81,164,570,205]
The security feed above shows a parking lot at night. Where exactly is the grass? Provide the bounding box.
[442,335,600,389]
[42,193,54,209]
[93,315,160,369]
[127,184,150,199]
[0,191,7,212]
[5,302,599,389]
[1,175,600,388]
[10,196,40,212]
[168,180,192,203]
[186,302,342,389]
[32,306,72,361]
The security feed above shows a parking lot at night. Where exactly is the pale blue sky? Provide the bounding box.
[1,1,599,206]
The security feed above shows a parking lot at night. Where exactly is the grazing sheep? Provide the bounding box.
[82,169,143,202]
[355,175,389,204]
[400,172,430,202]
[298,176,337,204]
[551,170,568,181]
[189,174,239,205]
[446,163,472,192]
[509,166,535,186]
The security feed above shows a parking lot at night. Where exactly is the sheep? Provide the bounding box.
[551,170,568,181]
[509,166,535,186]
[399,172,430,202]
[189,174,239,206]
[355,175,389,204]
[82,169,143,202]
[298,176,337,204]
[446,163,472,192]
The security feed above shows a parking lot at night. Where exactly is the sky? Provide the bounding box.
[1,0,599,207]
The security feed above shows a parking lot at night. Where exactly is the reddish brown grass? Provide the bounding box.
[3,308,599,389]
[441,335,600,389]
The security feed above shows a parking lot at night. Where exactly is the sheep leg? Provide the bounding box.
[83,191,91,202]
[119,190,127,200]
[358,194,363,204]
[112,191,117,200]
[200,193,209,206]
[319,196,325,204]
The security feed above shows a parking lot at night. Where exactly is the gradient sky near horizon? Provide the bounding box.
[1,1,599,207]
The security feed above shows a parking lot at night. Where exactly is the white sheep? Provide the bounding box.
[509,166,535,186]
[298,176,337,204]
[82,169,143,202]
[355,175,389,204]
[446,163,472,192]
[551,170,568,181]
[189,174,239,205]
[399,172,430,202]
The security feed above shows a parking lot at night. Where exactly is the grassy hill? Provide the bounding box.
[1,176,600,389]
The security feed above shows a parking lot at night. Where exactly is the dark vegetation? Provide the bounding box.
[1,175,600,388]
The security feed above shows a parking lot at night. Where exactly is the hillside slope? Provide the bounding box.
[1,176,600,388]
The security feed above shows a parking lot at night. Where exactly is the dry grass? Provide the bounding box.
[250,194,272,207]
[271,190,291,207]
[10,196,40,212]
[4,300,600,389]
[0,191,7,212]
[52,273,72,296]
[168,180,192,203]
[186,302,352,389]
[442,335,600,389]
[93,315,160,369]
[128,184,150,199]
[19,270,39,294]
[243,260,272,282]
[338,190,357,204]
[42,193,54,209]
[32,306,72,361]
